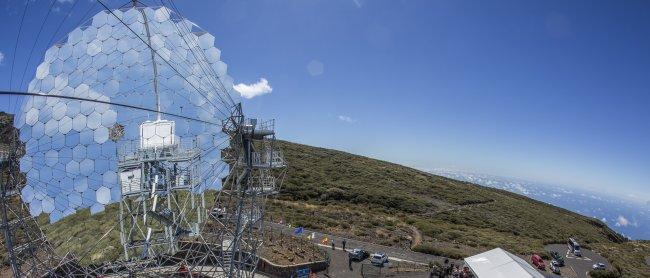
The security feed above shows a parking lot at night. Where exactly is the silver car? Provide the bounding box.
[592,263,606,270]
[370,253,388,266]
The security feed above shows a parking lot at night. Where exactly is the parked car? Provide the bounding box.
[370,253,389,266]
[211,207,226,218]
[548,250,565,266]
[549,262,561,274]
[348,249,369,261]
[531,254,546,270]
[592,263,606,270]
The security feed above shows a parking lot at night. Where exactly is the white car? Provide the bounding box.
[211,207,226,218]
[370,253,388,266]
[592,263,606,270]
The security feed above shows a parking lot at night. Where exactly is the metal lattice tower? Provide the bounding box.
[117,119,205,261]
[0,115,66,278]
[204,104,286,277]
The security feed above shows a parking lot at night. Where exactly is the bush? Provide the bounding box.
[412,244,466,260]
[589,270,621,278]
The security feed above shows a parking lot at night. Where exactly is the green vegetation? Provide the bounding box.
[589,270,622,278]
[0,136,648,276]
[266,140,650,277]
[37,205,122,263]
[591,241,650,278]
[411,244,465,260]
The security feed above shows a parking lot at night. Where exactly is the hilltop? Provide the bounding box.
[266,140,650,277]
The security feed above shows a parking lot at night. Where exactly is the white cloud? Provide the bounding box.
[233,78,272,99]
[57,0,74,3]
[338,115,356,123]
[615,215,629,227]
[0,51,4,64]
[601,217,607,223]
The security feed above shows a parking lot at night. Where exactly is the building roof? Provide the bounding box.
[464,248,544,278]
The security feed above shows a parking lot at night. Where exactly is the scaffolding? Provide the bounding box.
[202,104,286,277]
[117,120,204,260]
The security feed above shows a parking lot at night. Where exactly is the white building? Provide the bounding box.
[464,248,544,278]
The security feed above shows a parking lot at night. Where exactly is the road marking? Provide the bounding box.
[565,250,591,261]
[567,255,591,261]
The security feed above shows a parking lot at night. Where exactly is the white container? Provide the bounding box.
[140,120,176,149]
[120,168,142,194]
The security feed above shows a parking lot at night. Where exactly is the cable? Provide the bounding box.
[146,1,236,111]
[12,0,88,115]
[8,0,31,115]
[47,0,92,47]
[0,90,222,126]
[9,0,30,91]
[17,0,58,91]
[96,0,232,120]
[163,0,236,107]
[142,7,236,115]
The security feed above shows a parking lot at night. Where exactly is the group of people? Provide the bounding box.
[330,238,347,251]
[427,260,474,278]
[450,266,474,278]
[324,238,355,270]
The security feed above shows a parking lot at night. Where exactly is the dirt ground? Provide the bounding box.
[259,229,326,265]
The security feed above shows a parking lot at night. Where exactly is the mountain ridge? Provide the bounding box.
[432,169,650,240]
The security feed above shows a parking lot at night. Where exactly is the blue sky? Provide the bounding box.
[1,0,649,201]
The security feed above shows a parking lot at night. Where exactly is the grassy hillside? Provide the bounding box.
[1,136,648,276]
[266,140,649,277]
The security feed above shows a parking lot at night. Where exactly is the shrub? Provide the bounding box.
[589,270,622,278]
[412,244,466,260]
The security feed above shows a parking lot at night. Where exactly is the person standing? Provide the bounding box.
[342,239,347,251]
[348,256,353,270]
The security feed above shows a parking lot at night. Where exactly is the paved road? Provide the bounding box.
[266,222,461,266]
[545,244,610,278]
[315,245,430,278]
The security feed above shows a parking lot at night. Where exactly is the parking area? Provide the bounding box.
[315,245,430,278]
[544,244,611,278]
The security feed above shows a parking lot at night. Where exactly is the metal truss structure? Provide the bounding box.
[0,120,61,278]
[203,104,286,277]
[117,122,205,261]
[0,1,285,277]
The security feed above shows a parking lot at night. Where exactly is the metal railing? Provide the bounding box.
[117,137,202,164]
